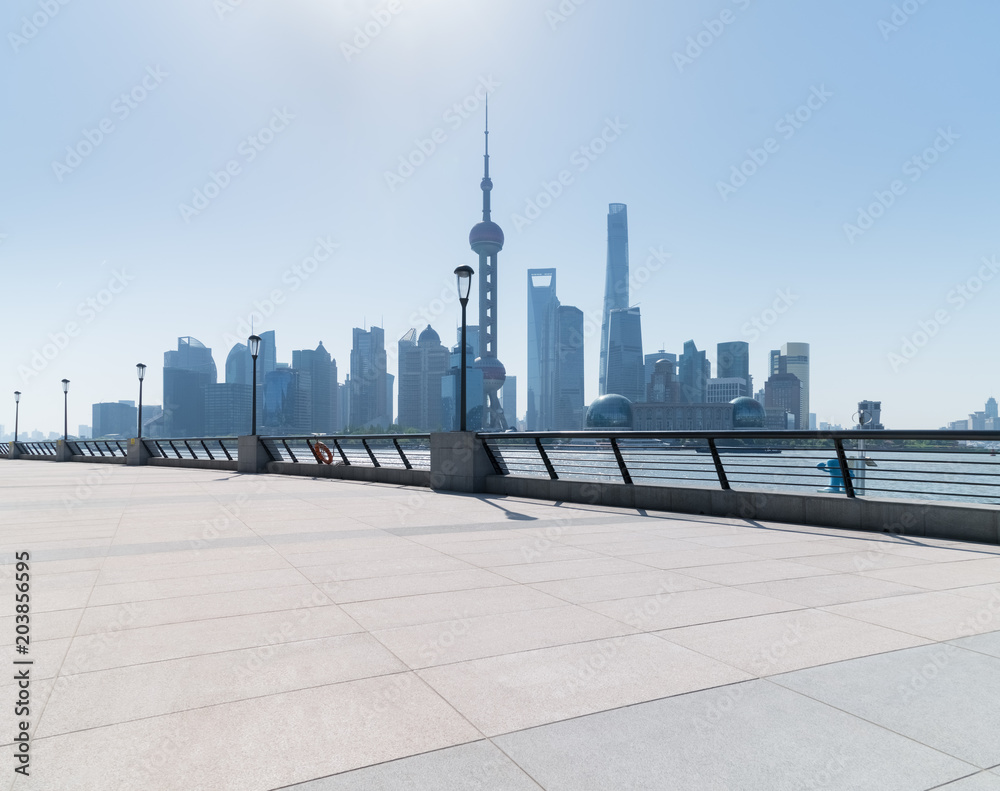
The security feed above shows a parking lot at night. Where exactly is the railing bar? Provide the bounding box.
[281,439,297,463]
[535,438,558,480]
[201,440,214,461]
[332,439,351,465]
[833,439,856,498]
[220,441,233,461]
[361,439,380,468]
[169,440,182,459]
[392,438,412,470]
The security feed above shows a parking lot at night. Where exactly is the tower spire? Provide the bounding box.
[481,96,492,222]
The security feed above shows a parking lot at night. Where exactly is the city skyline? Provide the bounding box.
[4,2,999,432]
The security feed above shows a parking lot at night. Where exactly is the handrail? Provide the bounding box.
[261,434,431,471]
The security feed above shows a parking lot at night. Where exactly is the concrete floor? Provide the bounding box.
[1,461,999,790]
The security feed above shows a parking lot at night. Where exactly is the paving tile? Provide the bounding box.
[823,591,1000,641]
[934,772,1000,789]
[486,557,652,584]
[0,609,83,644]
[659,609,929,676]
[861,559,1000,591]
[793,551,929,573]
[61,604,362,673]
[342,585,565,631]
[528,568,717,604]
[493,679,976,791]
[285,740,542,790]
[374,605,636,668]
[679,559,838,586]
[319,568,514,604]
[418,633,751,735]
[622,547,762,569]
[38,633,406,737]
[300,555,474,583]
[588,586,801,631]
[19,673,479,791]
[950,631,1000,659]
[737,574,926,608]
[773,644,1000,768]
[87,567,311,606]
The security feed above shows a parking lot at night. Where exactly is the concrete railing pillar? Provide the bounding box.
[126,438,151,466]
[237,435,271,474]
[6,444,22,460]
[429,432,495,493]
[54,440,73,462]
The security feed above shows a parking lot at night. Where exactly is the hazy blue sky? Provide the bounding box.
[3,0,998,433]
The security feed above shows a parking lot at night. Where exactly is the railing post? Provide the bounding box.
[609,437,633,485]
[834,438,856,498]
[332,438,350,465]
[480,437,505,475]
[201,440,214,461]
[281,439,298,462]
[536,437,558,480]
[706,438,731,490]
[361,439,381,468]
[392,438,412,470]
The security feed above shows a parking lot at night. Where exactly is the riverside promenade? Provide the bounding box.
[2,460,1000,790]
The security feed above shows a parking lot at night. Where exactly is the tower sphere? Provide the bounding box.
[474,356,506,389]
[469,220,504,254]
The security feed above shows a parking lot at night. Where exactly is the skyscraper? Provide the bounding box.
[292,342,338,434]
[600,203,629,395]
[397,326,449,431]
[349,326,390,429]
[163,336,217,437]
[717,341,751,397]
[262,368,311,434]
[554,305,585,429]
[764,372,803,429]
[986,397,998,420]
[468,100,507,430]
[92,401,137,438]
[643,351,676,401]
[678,340,710,404]
[502,376,517,427]
[204,383,251,436]
[770,343,809,428]
[605,307,644,403]
[526,269,559,431]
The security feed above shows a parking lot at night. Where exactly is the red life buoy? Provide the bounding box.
[312,441,334,465]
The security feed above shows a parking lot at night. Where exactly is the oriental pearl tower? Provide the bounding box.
[469,99,508,430]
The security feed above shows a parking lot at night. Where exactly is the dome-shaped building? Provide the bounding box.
[585,394,634,430]
[730,396,766,429]
[417,325,441,347]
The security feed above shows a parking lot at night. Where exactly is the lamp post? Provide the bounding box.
[136,363,146,439]
[61,379,70,442]
[454,266,474,431]
[248,335,261,435]
[13,391,20,442]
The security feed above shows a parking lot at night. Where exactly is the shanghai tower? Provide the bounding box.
[599,203,630,395]
[468,99,508,429]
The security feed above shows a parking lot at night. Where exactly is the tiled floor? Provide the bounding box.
[2,461,999,789]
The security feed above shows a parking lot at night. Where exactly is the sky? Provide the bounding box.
[2,0,998,434]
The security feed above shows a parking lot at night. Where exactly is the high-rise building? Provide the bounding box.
[555,305,585,429]
[468,102,508,430]
[204,384,251,436]
[92,401,138,438]
[717,342,751,397]
[502,376,517,427]
[397,326,449,431]
[706,378,747,404]
[678,340,710,404]
[605,307,643,403]
[262,368,311,434]
[770,343,809,428]
[441,339,484,431]
[764,372,802,429]
[856,400,884,430]
[986,397,998,420]
[163,337,217,437]
[293,342,338,434]
[526,269,559,431]
[643,351,676,401]
[225,343,251,385]
[600,203,629,395]
[349,326,390,429]
[646,358,679,404]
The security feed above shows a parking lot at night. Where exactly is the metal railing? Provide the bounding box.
[261,434,431,471]
[12,441,58,457]
[142,437,238,462]
[72,440,128,458]
[0,443,8,455]
[479,430,1000,504]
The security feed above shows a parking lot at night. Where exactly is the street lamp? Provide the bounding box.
[61,379,70,442]
[13,391,20,443]
[454,265,474,432]
[136,363,146,439]
[248,335,261,435]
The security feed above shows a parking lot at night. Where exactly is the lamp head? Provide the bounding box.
[61,379,70,393]
[454,265,474,303]
[14,391,20,403]
[136,363,146,382]
[248,335,262,360]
